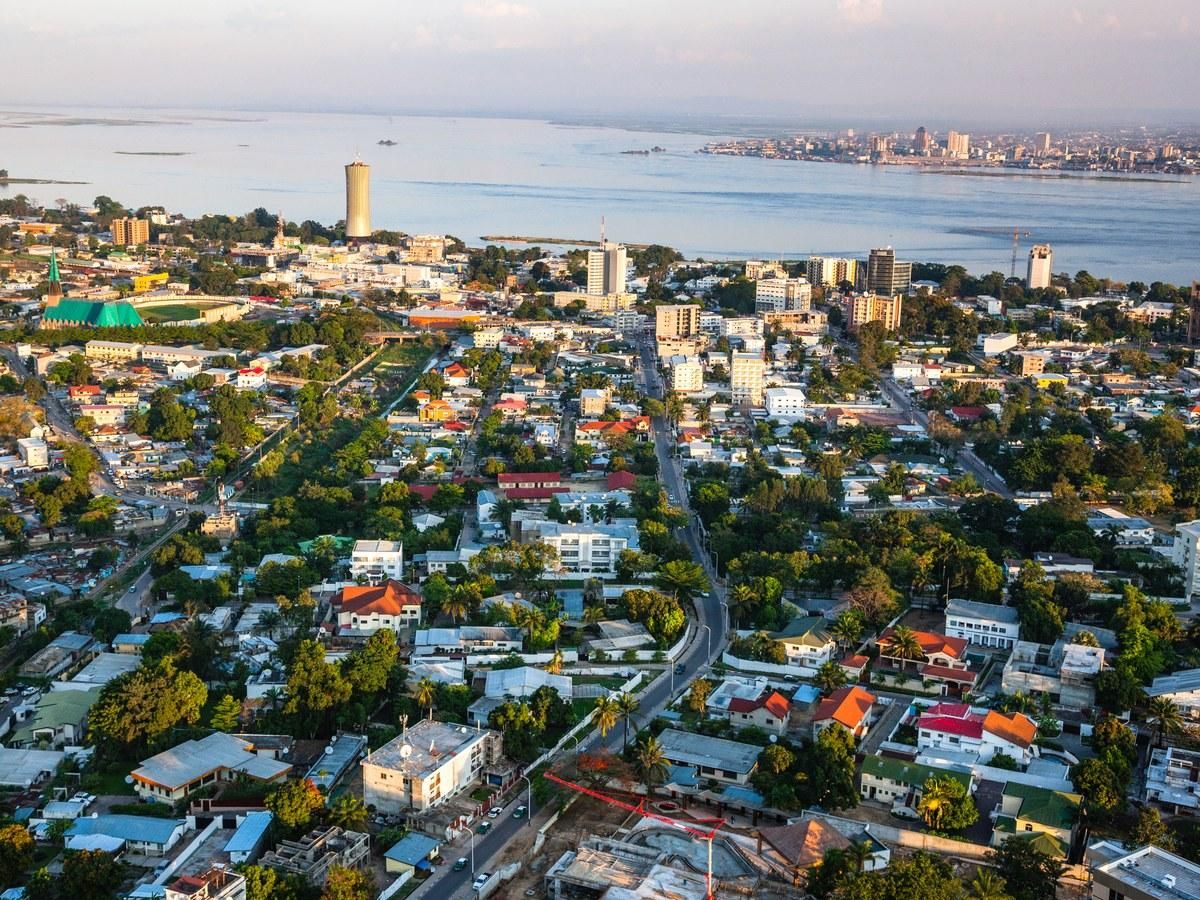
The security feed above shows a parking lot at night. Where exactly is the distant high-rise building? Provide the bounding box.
[845,293,903,334]
[111,217,149,247]
[913,126,931,153]
[946,131,970,159]
[345,160,371,240]
[744,260,786,280]
[807,256,858,288]
[754,278,812,313]
[1034,132,1051,154]
[866,248,911,295]
[1189,282,1200,345]
[655,304,701,340]
[1027,244,1053,290]
[587,241,628,296]
[729,352,765,407]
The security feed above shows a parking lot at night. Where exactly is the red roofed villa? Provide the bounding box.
[336,579,422,636]
[812,685,876,740]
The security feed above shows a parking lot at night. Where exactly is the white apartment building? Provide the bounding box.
[764,387,807,420]
[729,352,765,407]
[587,242,627,296]
[1148,668,1200,720]
[16,438,48,469]
[755,278,812,313]
[745,260,786,280]
[979,332,1019,356]
[534,521,638,575]
[719,317,763,339]
[944,599,1021,649]
[362,719,503,813]
[1146,745,1200,813]
[1027,244,1053,290]
[668,356,704,394]
[1173,520,1200,598]
[349,539,405,583]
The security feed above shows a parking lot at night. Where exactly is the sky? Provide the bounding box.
[4,1,1198,126]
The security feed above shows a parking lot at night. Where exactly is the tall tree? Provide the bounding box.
[988,836,1065,900]
[284,640,352,738]
[615,692,639,751]
[633,735,668,797]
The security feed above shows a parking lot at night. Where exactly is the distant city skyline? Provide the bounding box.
[3,1,1198,124]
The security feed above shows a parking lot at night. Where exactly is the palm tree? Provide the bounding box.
[442,588,469,624]
[634,735,668,798]
[917,777,960,830]
[829,613,864,652]
[258,609,282,639]
[594,695,619,739]
[1147,697,1184,748]
[262,687,283,712]
[654,560,710,604]
[842,840,874,875]
[616,692,639,751]
[965,868,1013,900]
[884,625,925,672]
[546,649,564,675]
[583,605,607,626]
[327,793,368,830]
[729,583,759,628]
[816,661,848,694]
[414,677,437,720]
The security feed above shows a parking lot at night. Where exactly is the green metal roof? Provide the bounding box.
[44,299,144,328]
[10,687,100,745]
[860,755,972,791]
[1003,781,1081,830]
[771,615,832,647]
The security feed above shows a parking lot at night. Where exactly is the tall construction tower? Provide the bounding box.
[345,159,371,241]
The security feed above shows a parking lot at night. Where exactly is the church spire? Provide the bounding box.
[46,249,63,307]
[48,249,61,285]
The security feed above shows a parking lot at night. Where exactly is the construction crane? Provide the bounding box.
[544,771,726,899]
[1010,227,1031,280]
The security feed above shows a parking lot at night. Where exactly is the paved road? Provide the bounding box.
[879,375,1013,498]
[427,337,729,899]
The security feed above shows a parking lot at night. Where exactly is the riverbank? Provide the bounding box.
[0,177,90,185]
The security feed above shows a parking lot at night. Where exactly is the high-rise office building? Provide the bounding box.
[946,131,970,159]
[913,126,931,153]
[755,278,812,313]
[807,256,858,288]
[729,352,765,407]
[345,160,371,240]
[866,248,912,295]
[655,304,701,341]
[111,217,150,247]
[1034,132,1051,155]
[587,241,628,296]
[1027,244,1053,290]
[845,293,904,334]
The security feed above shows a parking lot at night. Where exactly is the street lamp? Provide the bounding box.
[518,774,532,826]
[700,623,712,663]
[470,829,476,874]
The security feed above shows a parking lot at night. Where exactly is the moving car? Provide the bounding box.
[513,805,527,819]
[453,858,468,872]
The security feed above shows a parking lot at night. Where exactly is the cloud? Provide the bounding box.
[463,0,531,18]
[1102,13,1120,29]
[836,0,884,26]
[1071,8,1085,25]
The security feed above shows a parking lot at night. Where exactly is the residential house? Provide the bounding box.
[164,868,247,900]
[657,728,760,786]
[348,539,404,583]
[362,719,503,813]
[916,703,1039,766]
[1002,640,1106,708]
[770,616,838,671]
[858,756,973,819]
[8,687,99,748]
[876,627,976,695]
[944,599,1021,649]
[1146,745,1200,814]
[1148,668,1200,720]
[812,686,876,740]
[991,781,1081,858]
[482,666,572,701]
[726,689,793,735]
[335,580,422,636]
[413,626,524,657]
[66,814,190,857]
[130,732,292,803]
[528,520,639,576]
[385,832,441,876]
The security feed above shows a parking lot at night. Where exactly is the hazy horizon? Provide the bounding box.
[4,1,1198,127]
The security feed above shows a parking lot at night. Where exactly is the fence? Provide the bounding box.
[721,651,813,679]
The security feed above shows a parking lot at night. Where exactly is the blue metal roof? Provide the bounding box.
[224,810,273,854]
[666,764,700,788]
[721,785,765,807]
[384,832,440,865]
[112,633,151,646]
[66,814,184,846]
[792,684,821,704]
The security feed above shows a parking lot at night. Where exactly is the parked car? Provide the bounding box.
[487,806,502,818]
[453,858,468,872]
[513,805,527,819]
[472,873,491,891]
[477,821,491,835]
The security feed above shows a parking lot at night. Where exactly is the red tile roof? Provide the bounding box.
[920,663,977,684]
[408,484,439,501]
[606,470,637,491]
[814,686,875,729]
[337,579,422,616]
[918,713,984,740]
[878,627,968,660]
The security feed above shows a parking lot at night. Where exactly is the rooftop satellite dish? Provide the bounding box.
[124,775,133,784]
[938,456,946,465]
[768,734,778,743]
[325,746,334,755]
[400,745,413,758]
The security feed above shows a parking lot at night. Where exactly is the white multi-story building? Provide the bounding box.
[979,332,1019,356]
[1173,520,1200,598]
[1146,745,1200,813]
[944,599,1021,649]
[1027,244,1053,290]
[916,703,1038,766]
[729,352,765,407]
[534,521,638,575]
[755,278,812,313]
[719,317,763,339]
[668,356,703,394]
[1148,668,1200,720]
[764,387,807,420]
[587,242,627,296]
[350,539,404,583]
[362,719,503,813]
[16,438,48,469]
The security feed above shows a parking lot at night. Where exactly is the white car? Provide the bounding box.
[472,873,491,891]
[487,805,502,818]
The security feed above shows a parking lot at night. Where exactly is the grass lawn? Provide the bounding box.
[80,771,137,796]
[572,676,627,690]
[139,304,202,323]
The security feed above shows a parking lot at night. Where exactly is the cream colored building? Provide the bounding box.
[111,217,150,246]
[845,293,903,333]
[85,340,143,362]
[655,304,701,340]
[586,242,627,296]
[729,352,765,407]
[755,278,812,313]
[668,356,703,394]
[345,160,371,239]
[362,720,503,813]
[1027,244,1053,289]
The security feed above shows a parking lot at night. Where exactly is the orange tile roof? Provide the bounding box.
[879,627,967,660]
[814,685,875,729]
[983,710,1037,749]
[337,579,422,616]
[762,690,791,720]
